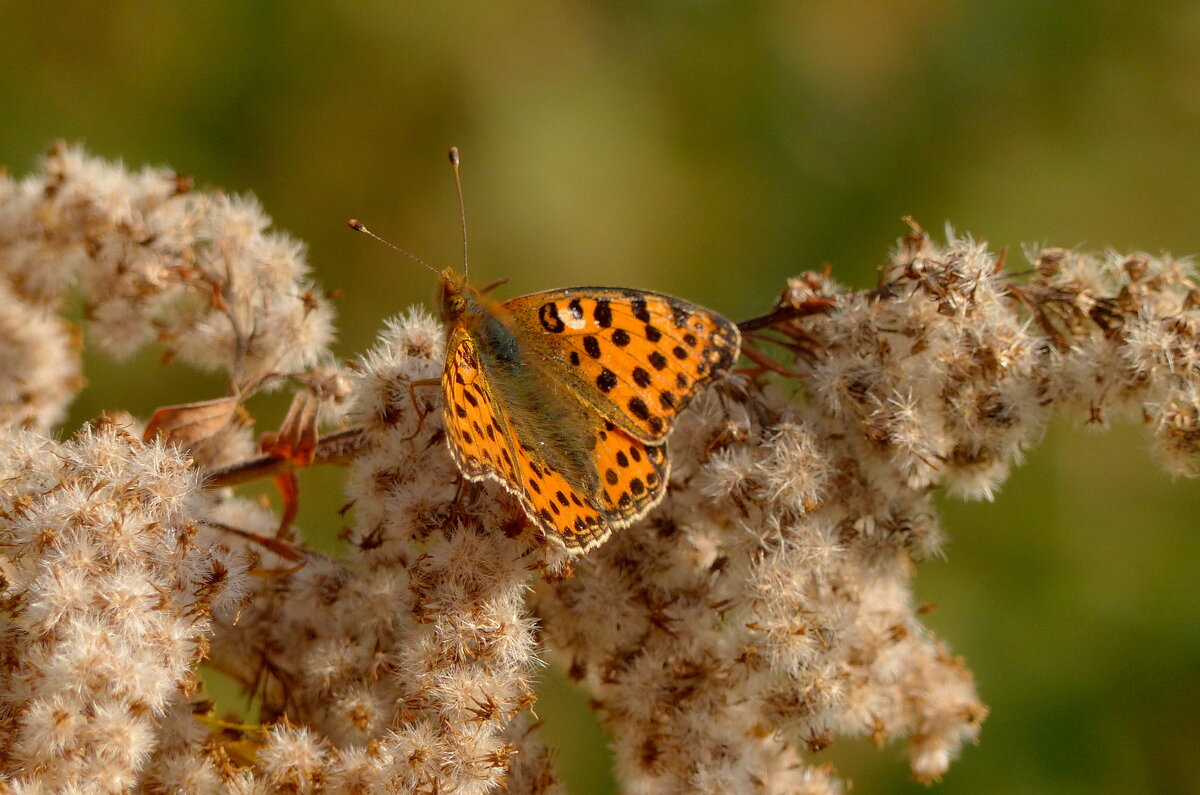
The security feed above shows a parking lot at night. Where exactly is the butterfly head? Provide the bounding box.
[439,267,475,322]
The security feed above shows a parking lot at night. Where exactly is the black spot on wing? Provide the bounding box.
[594,299,613,328]
[539,302,565,333]
[628,396,651,421]
[583,335,602,359]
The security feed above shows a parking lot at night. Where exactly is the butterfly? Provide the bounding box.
[437,268,741,553]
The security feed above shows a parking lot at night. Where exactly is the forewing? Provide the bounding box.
[442,326,521,485]
[443,326,638,553]
[504,288,741,442]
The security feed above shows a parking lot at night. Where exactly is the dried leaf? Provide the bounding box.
[144,396,239,447]
[262,391,320,466]
[273,472,300,540]
[249,560,308,578]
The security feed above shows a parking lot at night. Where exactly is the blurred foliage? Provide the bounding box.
[4,1,1200,792]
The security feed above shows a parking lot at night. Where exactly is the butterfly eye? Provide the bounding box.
[445,293,468,318]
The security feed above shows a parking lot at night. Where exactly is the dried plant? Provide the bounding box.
[0,146,1195,793]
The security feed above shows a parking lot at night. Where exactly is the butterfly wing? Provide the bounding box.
[443,326,669,553]
[503,288,741,442]
[514,415,669,553]
[591,419,669,523]
[442,325,523,484]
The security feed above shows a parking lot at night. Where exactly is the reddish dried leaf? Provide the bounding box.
[211,280,229,312]
[261,392,320,467]
[273,472,300,540]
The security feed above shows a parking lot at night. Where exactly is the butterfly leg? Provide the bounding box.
[451,472,467,503]
[440,472,476,529]
[403,377,441,441]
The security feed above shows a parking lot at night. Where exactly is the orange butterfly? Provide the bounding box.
[437,269,741,553]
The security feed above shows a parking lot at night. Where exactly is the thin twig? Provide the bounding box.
[204,427,371,487]
[737,298,836,333]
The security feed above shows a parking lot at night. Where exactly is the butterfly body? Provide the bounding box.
[438,267,740,553]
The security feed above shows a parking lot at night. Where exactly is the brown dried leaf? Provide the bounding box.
[144,396,240,447]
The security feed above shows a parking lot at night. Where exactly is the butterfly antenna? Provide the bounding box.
[449,146,469,278]
[346,219,440,275]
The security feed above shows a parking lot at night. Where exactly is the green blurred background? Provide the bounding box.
[4,1,1200,792]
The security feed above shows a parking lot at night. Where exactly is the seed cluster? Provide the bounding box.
[1,148,1196,792]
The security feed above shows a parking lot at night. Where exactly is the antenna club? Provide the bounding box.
[449,147,469,275]
[347,218,365,231]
